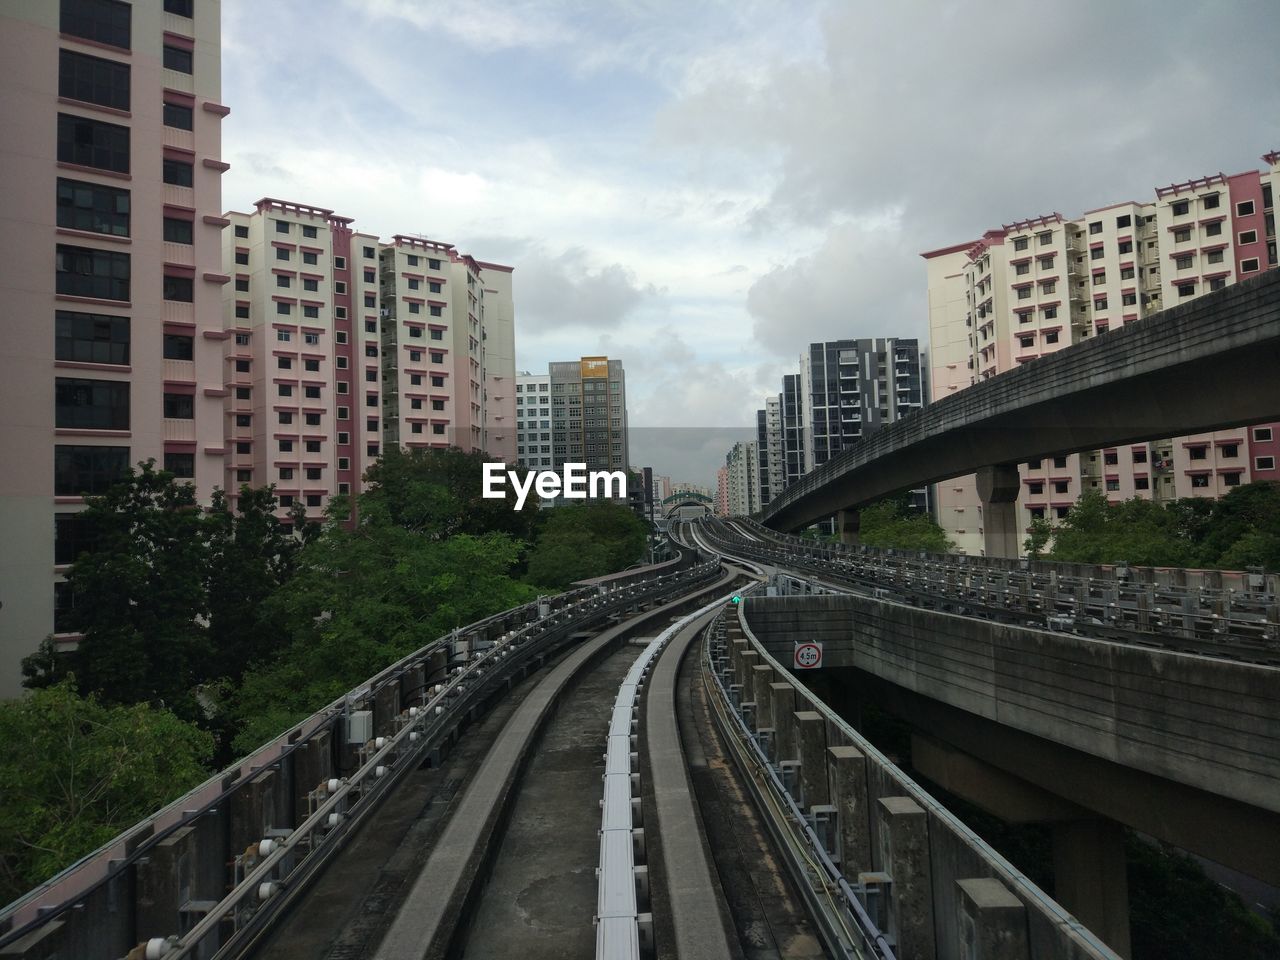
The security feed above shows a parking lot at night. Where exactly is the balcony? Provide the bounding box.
[163,300,195,324]
[163,358,195,382]
[162,126,194,151]
[163,418,195,441]
[164,184,195,208]
[162,69,194,95]
[163,241,194,267]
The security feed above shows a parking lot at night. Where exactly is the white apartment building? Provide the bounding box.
[515,372,553,469]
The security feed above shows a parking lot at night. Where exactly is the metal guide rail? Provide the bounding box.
[701,608,897,960]
[0,545,719,960]
[594,591,742,960]
[705,518,1280,661]
[705,600,1120,960]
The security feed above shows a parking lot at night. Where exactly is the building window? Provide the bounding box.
[303,305,319,319]
[429,304,443,317]
[430,352,445,364]
[235,387,250,400]
[1045,331,1059,344]
[163,217,193,244]
[55,444,129,496]
[1028,482,1043,495]
[1221,443,1238,458]
[1092,271,1105,285]
[1105,479,1119,491]
[1237,200,1255,217]
[1013,237,1028,251]
[1120,266,1135,280]
[1256,456,1276,471]
[1189,446,1207,460]
[1205,221,1222,237]
[306,467,321,480]
[1190,474,1210,488]
[1088,221,1102,235]
[1172,200,1189,216]
[59,49,130,111]
[164,451,194,478]
[1052,455,1067,468]
[335,306,347,319]
[234,251,249,266]
[162,158,194,187]
[411,422,423,435]
[278,383,293,397]
[429,281,442,293]
[431,399,445,411]
[1122,292,1137,306]
[56,245,130,301]
[1038,231,1052,246]
[1043,306,1057,320]
[337,406,349,420]
[366,394,377,407]
[1207,250,1224,264]
[162,45,193,74]
[163,333,193,360]
[408,302,421,315]
[57,113,129,174]
[55,377,129,430]
[236,441,252,454]
[1116,214,1131,228]
[305,413,320,426]
[1222,472,1241,486]
[162,392,193,419]
[1240,257,1260,273]
[278,356,291,369]
[276,301,291,315]
[1094,297,1107,311]
[62,0,132,48]
[303,251,317,265]
[1135,477,1149,491]
[1253,427,1272,442]
[431,375,444,387]
[304,358,320,372]
[163,101,193,130]
[1239,230,1258,245]
[164,0,194,14]
[302,225,317,239]
[163,274,193,302]
[1177,282,1195,297]
[304,332,319,346]
[433,423,446,435]
[428,258,441,270]
[1175,254,1194,270]
[275,275,291,289]
[56,310,129,365]
[1090,246,1103,260]
[235,304,249,319]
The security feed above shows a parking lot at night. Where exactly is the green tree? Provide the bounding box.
[205,485,303,683]
[226,501,537,753]
[1024,517,1054,559]
[1047,489,1193,567]
[857,498,954,553]
[525,502,648,589]
[38,462,211,719]
[361,446,540,542]
[1193,482,1280,568]
[0,681,213,902]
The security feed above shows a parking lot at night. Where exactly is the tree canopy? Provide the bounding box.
[1025,482,1280,568]
[857,497,955,553]
[524,501,649,589]
[0,681,212,902]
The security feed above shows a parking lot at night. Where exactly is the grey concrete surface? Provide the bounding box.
[762,269,1280,531]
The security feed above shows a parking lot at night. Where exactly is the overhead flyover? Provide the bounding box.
[759,270,1280,554]
[662,490,714,520]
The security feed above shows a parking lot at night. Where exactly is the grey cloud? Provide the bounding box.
[515,246,659,332]
[745,224,923,355]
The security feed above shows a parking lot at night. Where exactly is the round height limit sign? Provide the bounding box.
[793,641,823,670]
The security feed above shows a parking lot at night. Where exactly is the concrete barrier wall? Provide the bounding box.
[742,595,1280,815]
[722,608,1115,960]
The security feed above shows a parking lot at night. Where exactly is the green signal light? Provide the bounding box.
[731,595,741,604]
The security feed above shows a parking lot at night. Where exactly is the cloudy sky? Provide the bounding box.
[221,0,1280,485]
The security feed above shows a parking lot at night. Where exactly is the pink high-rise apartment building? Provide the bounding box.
[221,199,382,517]
[0,0,227,695]
[924,151,1280,555]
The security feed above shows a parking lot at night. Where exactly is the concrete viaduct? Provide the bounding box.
[758,269,1280,556]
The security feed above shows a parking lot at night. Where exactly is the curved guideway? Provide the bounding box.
[371,570,741,960]
[642,604,739,960]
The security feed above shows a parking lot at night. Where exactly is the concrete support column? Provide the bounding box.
[1052,819,1131,959]
[769,682,798,761]
[828,745,871,873]
[956,878,1031,960]
[877,796,936,960]
[750,664,775,727]
[975,462,1022,559]
[837,508,860,546]
[794,711,829,808]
